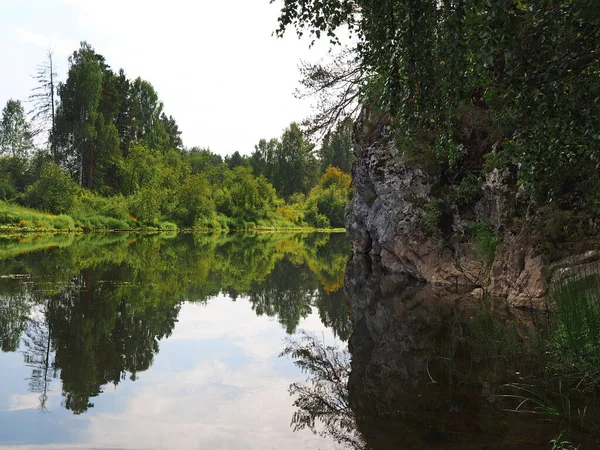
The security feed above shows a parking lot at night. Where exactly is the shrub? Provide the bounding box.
[453,175,482,208]
[471,221,498,265]
[303,166,353,228]
[127,187,167,225]
[421,201,443,236]
[24,163,79,214]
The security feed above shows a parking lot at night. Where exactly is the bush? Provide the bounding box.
[471,221,498,265]
[170,174,214,227]
[127,186,167,225]
[24,163,79,214]
[452,175,482,208]
[303,166,353,228]
[421,202,443,236]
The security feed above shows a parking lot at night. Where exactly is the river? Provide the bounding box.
[0,232,599,449]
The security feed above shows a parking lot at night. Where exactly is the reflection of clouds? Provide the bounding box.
[2,298,341,449]
[9,393,39,411]
[169,295,273,341]
[80,300,337,449]
[85,361,330,450]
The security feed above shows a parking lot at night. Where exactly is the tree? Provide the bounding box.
[161,113,183,150]
[273,0,600,206]
[273,123,317,199]
[273,123,318,198]
[25,162,79,214]
[188,147,223,174]
[0,99,34,158]
[113,69,134,155]
[318,118,354,174]
[304,166,353,228]
[296,50,365,137]
[53,42,105,188]
[250,138,279,180]
[29,49,58,156]
[224,151,249,170]
[129,77,169,150]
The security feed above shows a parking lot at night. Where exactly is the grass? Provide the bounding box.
[0,200,346,234]
[0,201,75,231]
[550,432,581,450]
[499,382,587,430]
[550,268,600,375]
[472,221,498,266]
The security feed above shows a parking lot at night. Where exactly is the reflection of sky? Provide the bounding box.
[0,294,344,449]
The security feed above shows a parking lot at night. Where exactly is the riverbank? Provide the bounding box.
[0,201,346,234]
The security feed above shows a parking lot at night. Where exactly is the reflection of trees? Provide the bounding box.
[45,268,180,414]
[0,231,353,414]
[0,289,29,352]
[281,332,364,449]
[247,258,353,338]
[248,259,316,334]
[22,302,55,411]
[315,289,352,341]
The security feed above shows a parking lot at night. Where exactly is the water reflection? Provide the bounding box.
[0,232,351,420]
[284,254,600,449]
[281,332,364,449]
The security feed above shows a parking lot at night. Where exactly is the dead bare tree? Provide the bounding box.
[28,49,58,159]
[296,48,367,139]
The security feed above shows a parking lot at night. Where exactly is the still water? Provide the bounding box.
[2,232,600,449]
[0,232,351,449]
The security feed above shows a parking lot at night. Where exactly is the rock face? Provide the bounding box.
[345,121,598,309]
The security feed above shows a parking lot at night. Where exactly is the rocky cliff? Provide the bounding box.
[345,112,599,309]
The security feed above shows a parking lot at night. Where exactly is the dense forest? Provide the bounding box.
[0,42,354,231]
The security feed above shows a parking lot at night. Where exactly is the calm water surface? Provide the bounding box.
[0,232,351,449]
[2,232,600,449]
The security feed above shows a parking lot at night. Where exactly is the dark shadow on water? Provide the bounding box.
[283,253,600,449]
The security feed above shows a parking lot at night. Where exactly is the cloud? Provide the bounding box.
[2,25,78,60]
[81,358,334,450]
[9,393,40,412]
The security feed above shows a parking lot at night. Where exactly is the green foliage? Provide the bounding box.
[253,123,318,199]
[471,221,498,265]
[274,0,600,211]
[2,43,346,232]
[539,208,588,261]
[0,157,29,200]
[25,163,79,214]
[304,166,353,228]
[550,432,580,450]
[421,201,443,237]
[319,119,354,174]
[127,186,166,225]
[70,191,133,230]
[0,99,34,158]
[452,175,482,208]
[0,201,74,230]
[551,271,600,375]
[500,382,587,430]
[171,174,214,227]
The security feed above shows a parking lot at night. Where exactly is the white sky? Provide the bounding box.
[0,0,335,156]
